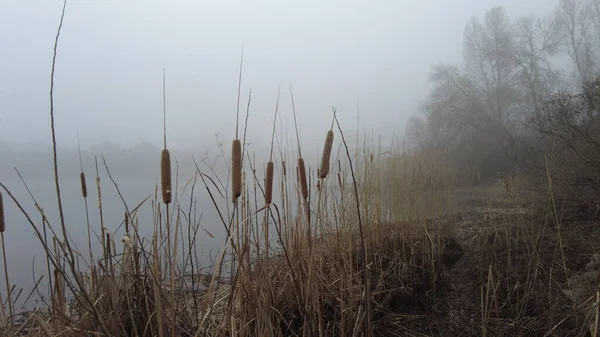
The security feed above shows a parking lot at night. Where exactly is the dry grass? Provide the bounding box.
[0,4,599,335]
[2,115,600,337]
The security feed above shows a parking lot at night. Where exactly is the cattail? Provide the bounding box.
[265,161,274,205]
[0,191,4,233]
[319,130,334,179]
[161,149,172,204]
[80,172,88,198]
[298,158,308,200]
[96,176,102,209]
[232,139,242,201]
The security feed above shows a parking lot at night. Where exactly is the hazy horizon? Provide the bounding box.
[0,0,566,303]
[1,0,556,154]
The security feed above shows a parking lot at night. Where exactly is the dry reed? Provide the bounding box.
[232,139,242,200]
[0,191,4,233]
[161,149,172,204]
[0,190,10,329]
[319,130,334,179]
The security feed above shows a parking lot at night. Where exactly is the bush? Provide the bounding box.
[514,78,600,219]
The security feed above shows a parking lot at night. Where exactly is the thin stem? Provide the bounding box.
[269,83,281,161]
[163,68,167,149]
[334,111,372,336]
[1,233,13,330]
[289,84,302,157]
[235,48,244,139]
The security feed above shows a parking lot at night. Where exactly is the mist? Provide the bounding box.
[0,0,573,324]
[1,0,554,154]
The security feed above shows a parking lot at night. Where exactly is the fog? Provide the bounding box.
[1,0,553,152]
[0,0,558,303]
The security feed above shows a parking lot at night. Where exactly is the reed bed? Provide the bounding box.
[2,5,596,335]
[0,114,457,337]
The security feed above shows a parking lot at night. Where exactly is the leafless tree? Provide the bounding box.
[510,14,562,118]
[556,0,598,83]
[463,6,521,126]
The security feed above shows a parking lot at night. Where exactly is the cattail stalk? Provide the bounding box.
[319,130,334,179]
[232,139,242,201]
[95,157,106,261]
[161,149,172,204]
[0,191,4,233]
[0,191,12,329]
[282,160,287,177]
[54,269,64,318]
[265,161,274,205]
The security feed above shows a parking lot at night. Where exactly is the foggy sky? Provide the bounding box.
[0,0,555,154]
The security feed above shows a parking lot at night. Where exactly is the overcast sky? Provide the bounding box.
[0,0,555,153]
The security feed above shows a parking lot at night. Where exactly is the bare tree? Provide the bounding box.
[556,0,597,83]
[510,14,562,118]
[463,6,521,126]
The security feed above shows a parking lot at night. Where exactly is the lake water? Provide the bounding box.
[1,172,240,310]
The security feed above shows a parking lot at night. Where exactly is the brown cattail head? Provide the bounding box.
[0,191,5,233]
[297,158,308,200]
[231,139,242,201]
[80,172,88,198]
[265,161,274,205]
[161,149,172,204]
[319,130,334,179]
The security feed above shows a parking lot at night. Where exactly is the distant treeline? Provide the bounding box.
[407,0,600,181]
[408,0,600,218]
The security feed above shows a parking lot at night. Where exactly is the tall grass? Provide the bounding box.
[0,21,457,333]
[0,121,456,336]
[4,2,598,336]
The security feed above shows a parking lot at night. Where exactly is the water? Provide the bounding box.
[1,173,230,310]
[0,149,308,312]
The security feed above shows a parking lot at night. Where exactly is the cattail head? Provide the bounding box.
[231,139,242,201]
[297,158,308,200]
[161,149,172,204]
[80,172,88,198]
[319,130,334,179]
[265,161,274,205]
[0,191,5,233]
[96,175,102,209]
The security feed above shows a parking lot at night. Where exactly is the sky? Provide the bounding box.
[0,0,556,154]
